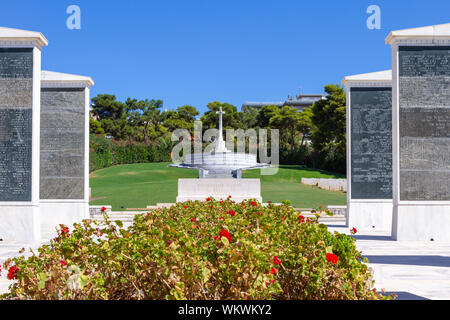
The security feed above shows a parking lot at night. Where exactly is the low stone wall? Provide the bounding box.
[301,178,347,192]
[326,205,347,216]
[89,205,112,216]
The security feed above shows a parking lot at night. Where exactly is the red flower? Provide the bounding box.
[273,256,282,265]
[326,253,339,264]
[270,267,277,275]
[191,218,195,222]
[7,265,19,280]
[265,279,275,288]
[219,217,225,221]
[220,201,224,204]
[206,197,212,201]
[184,206,188,209]
[216,229,232,243]
[227,210,236,217]
[267,201,272,204]
[60,260,67,267]
[228,195,232,199]
[250,201,258,207]
[298,215,305,223]
[101,206,107,212]
[61,226,70,238]
[350,228,357,235]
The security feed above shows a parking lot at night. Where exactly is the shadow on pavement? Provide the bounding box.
[325,224,348,228]
[381,291,430,300]
[353,235,393,241]
[365,255,450,268]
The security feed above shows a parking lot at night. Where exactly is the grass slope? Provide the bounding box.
[89,163,347,211]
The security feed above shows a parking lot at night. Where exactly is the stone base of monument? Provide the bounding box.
[40,201,89,240]
[176,179,262,203]
[392,205,450,241]
[0,206,41,243]
[347,201,393,231]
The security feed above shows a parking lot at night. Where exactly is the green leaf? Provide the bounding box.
[325,246,333,254]
[318,224,328,230]
[115,220,123,228]
[38,273,47,289]
[221,236,230,247]
[80,275,88,290]
[202,268,211,282]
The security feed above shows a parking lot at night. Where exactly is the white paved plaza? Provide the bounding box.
[326,219,450,300]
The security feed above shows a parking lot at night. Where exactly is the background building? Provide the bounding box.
[242,93,326,112]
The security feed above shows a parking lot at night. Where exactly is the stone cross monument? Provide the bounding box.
[214,107,230,153]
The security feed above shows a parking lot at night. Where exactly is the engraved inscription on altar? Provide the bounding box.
[399,46,450,201]
[350,87,392,199]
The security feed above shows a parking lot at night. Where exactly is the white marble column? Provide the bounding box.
[386,23,450,241]
[0,27,48,243]
[342,70,393,231]
[40,71,94,240]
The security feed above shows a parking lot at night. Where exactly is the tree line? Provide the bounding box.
[90,84,346,173]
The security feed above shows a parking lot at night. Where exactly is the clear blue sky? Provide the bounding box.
[1,0,449,114]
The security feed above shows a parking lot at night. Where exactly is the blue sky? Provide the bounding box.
[1,0,449,114]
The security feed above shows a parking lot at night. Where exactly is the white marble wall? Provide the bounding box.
[301,178,347,192]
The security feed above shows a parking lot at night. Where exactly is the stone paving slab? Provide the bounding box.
[326,221,450,300]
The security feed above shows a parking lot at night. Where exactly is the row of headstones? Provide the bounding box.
[343,23,450,241]
[0,27,93,243]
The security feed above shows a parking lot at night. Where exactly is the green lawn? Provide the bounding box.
[89,163,347,211]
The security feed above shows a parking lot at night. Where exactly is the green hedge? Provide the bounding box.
[89,135,346,175]
[89,135,173,172]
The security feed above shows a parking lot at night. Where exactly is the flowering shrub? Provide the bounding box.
[1,199,389,300]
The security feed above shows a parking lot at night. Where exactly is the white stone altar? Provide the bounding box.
[176,179,262,203]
